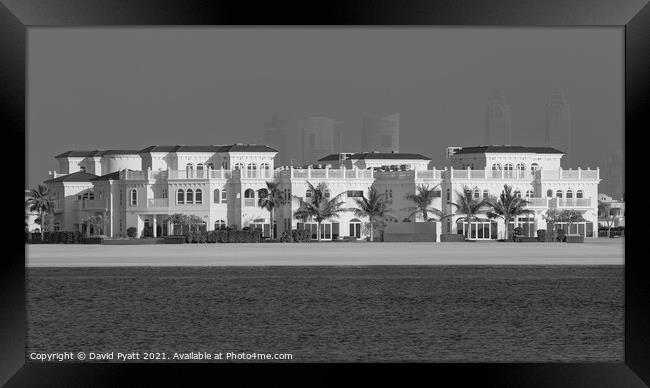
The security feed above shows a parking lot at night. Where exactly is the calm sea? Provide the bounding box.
[27,266,623,362]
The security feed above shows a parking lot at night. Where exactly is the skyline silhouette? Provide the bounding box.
[27,28,624,197]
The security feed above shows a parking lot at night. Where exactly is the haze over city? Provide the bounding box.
[28,27,624,196]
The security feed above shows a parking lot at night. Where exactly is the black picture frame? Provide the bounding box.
[2,0,647,386]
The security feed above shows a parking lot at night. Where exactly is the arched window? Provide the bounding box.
[195,189,202,204]
[504,163,514,178]
[576,190,584,199]
[214,220,226,230]
[482,190,489,199]
[186,189,194,204]
[196,163,204,178]
[566,190,573,199]
[247,163,257,178]
[516,163,525,178]
[260,163,270,170]
[130,189,137,206]
[514,190,521,198]
[525,190,533,198]
[234,163,244,170]
[221,189,227,203]
[213,189,220,204]
[547,189,553,198]
[556,190,563,198]
[244,189,255,206]
[473,189,480,199]
[306,189,312,199]
[206,163,214,170]
[491,163,502,178]
[177,189,185,205]
[186,163,194,178]
[531,163,539,171]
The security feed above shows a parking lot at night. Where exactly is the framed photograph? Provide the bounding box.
[3,0,648,385]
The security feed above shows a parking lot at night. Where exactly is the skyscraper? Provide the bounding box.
[604,147,624,199]
[361,113,400,153]
[300,117,343,165]
[263,114,290,165]
[545,89,572,166]
[486,91,512,145]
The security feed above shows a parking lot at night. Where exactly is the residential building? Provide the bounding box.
[40,143,601,241]
[597,193,625,228]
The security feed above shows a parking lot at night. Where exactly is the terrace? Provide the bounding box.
[447,167,600,181]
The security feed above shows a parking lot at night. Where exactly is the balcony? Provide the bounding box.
[449,168,535,180]
[550,198,592,208]
[287,167,374,180]
[525,197,550,208]
[167,169,233,180]
[79,198,108,210]
[536,169,599,181]
[147,198,169,208]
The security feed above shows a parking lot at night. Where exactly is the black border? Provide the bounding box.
[2,0,648,386]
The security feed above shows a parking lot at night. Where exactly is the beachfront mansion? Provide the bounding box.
[40,144,601,240]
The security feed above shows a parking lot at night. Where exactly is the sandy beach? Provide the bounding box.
[26,238,624,267]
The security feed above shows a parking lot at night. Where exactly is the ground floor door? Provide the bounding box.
[458,221,498,240]
[349,221,361,238]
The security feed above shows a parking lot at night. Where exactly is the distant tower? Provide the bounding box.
[605,147,624,199]
[300,117,342,165]
[486,91,512,145]
[545,89,572,166]
[361,113,400,152]
[263,114,290,165]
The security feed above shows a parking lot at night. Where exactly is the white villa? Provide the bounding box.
[39,144,601,240]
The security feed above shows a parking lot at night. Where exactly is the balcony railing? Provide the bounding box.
[286,167,374,180]
[450,168,535,180]
[525,197,550,207]
[167,169,233,180]
[147,198,169,208]
[550,198,592,208]
[415,170,443,179]
[537,168,600,180]
[79,198,108,209]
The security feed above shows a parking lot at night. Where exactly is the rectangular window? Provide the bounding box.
[162,188,168,199]
[347,190,363,198]
[221,190,227,204]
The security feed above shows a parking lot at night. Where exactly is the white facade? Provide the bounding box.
[42,144,601,240]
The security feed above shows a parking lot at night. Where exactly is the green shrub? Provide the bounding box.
[126,227,137,238]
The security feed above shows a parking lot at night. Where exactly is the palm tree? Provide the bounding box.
[25,184,55,239]
[484,185,533,240]
[562,209,586,235]
[293,181,347,241]
[451,186,490,238]
[403,184,444,222]
[258,181,285,239]
[598,201,615,237]
[350,186,390,241]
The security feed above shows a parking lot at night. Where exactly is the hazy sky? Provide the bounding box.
[28,27,624,194]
